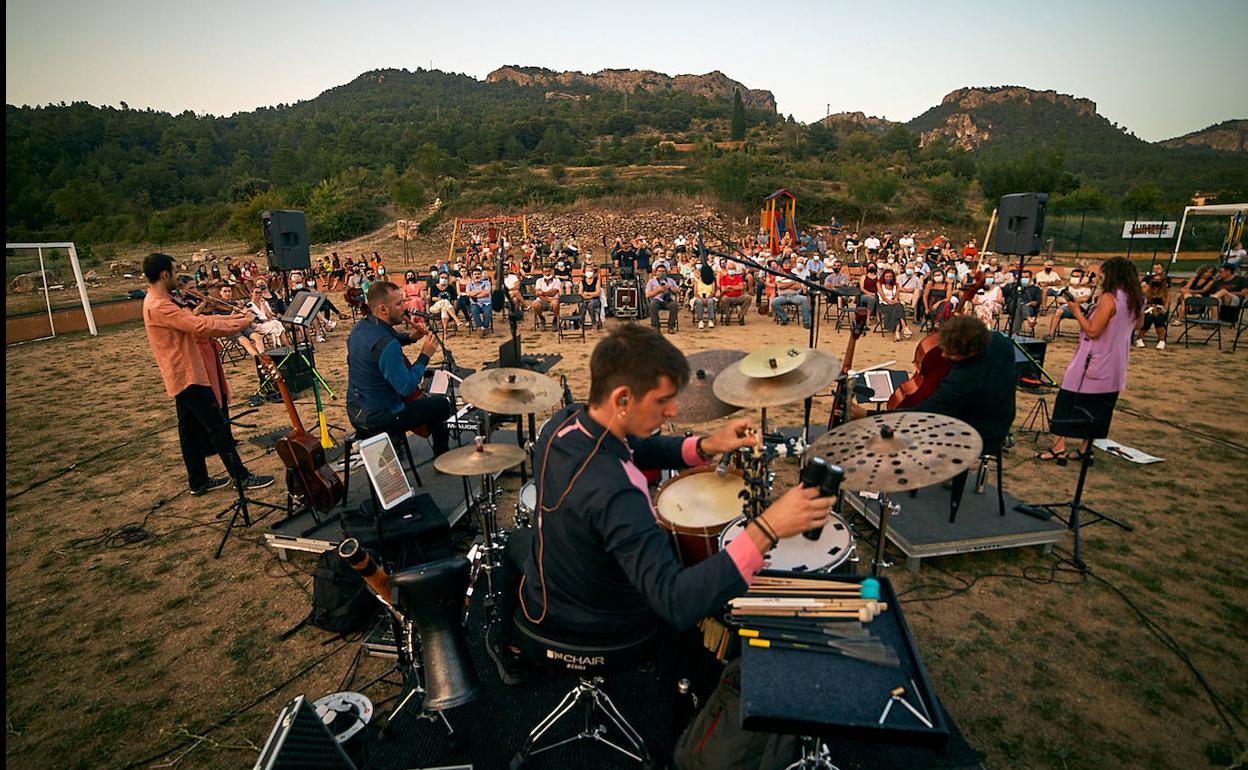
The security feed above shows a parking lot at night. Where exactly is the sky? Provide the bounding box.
[6,0,1246,142]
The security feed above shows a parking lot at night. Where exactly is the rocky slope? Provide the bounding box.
[486,66,776,112]
[816,111,897,133]
[1158,119,1247,153]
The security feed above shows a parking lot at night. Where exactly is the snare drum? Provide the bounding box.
[654,466,746,565]
[514,480,537,527]
[718,514,855,574]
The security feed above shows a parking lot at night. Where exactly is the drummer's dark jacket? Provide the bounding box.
[910,330,1017,454]
[519,404,764,639]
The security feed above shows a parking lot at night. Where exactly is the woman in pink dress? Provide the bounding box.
[401,270,426,315]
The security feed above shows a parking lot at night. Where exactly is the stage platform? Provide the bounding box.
[262,428,488,559]
[841,483,1067,571]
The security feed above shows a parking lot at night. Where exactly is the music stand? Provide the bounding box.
[214,475,285,559]
[1027,405,1132,568]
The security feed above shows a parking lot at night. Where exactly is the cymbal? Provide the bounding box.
[675,349,746,423]
[460,367,562,414]
[738,345,810,378]
[433,442,528,476]
[713,349,841,409]
[808,412,982,492]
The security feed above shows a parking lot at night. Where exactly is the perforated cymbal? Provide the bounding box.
[460,367,562,414]
[808,412,982,492]
[675,349,747,424]
[712,349,840,409]
[737,345,810,378]
[433,443,528,476]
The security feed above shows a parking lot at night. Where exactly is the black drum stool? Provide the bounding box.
[509,612,657,769]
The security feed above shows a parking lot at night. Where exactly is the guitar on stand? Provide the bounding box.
[259,355,345,518]
[829,306,871,428]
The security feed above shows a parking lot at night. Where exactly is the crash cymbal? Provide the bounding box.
[433,442,528,476]
[460,367,562,415]
[675,349,746,424]
[738,345,810,378]
[713,349,840,409]
[808,412,982,492]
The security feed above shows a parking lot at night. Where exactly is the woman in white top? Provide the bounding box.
[973,272,1005,325]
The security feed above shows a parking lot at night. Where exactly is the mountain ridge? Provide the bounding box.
[486,65,776,112]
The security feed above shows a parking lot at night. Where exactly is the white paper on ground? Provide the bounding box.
[1093,439,1164,464]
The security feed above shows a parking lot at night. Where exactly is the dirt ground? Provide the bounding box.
[5,269,1247,770]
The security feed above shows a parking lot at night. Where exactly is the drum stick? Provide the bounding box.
[736,618,873,638]
[731,606,884,622]
[740,630,901,667]
[731,598,883,611]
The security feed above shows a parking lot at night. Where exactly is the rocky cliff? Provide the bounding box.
[486,66,776,112]
[816,111,897,133]
[1158,119,1247,153]
[911,86,1100,150]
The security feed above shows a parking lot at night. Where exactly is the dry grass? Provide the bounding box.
[5,292,1247,769]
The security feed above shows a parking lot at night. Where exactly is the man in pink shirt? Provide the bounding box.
[142,253,274,496]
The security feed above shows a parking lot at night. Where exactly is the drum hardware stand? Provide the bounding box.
[462,447,509,629]
[213,475,285,559]
[867,492,900,576]
[783,736,840,770]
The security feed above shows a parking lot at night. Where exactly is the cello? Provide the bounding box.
[886,271,985,410]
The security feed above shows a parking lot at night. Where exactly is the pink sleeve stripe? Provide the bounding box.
[682,436,708,467]
[725,533,766,584]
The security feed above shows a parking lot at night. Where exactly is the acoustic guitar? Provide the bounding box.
[259,355,345,514]
[831,307,870,425]
[887,271,985,410]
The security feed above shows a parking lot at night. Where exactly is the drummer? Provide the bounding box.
[487,323,836,684]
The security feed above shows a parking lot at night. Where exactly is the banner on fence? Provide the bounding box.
[1122,221,1176,239]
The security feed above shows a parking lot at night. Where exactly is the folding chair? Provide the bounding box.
[218,336,248,365]
[1176,296,1222,349]
[556,295,587,342]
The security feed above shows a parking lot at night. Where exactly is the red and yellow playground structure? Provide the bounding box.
[760,189,798,255]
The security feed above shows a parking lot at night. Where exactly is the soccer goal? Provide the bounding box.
[5,242,97,343]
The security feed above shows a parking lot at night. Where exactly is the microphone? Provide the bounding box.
[697,226,716,286]
[492,233,508,311]
[715,450,734,478]
[404,308,436,322]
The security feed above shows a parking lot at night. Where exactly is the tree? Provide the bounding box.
[731,89,746,141]
[976,147,1065,210]
[1120,182,1163,214]
[846,165,901,229]
[709,152,751,204]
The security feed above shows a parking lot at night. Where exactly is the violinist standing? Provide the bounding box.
[142,254,274,496]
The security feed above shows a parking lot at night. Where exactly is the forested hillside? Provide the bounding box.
[6,69,1245,252]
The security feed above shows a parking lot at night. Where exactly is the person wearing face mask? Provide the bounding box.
[429,272,460,331]
[972,271,1004,325]
[1045,269,1093,341]
[878,269,912,342]
[718,263,751,325]
[1136,270,1171,349]
[921,270,951,326]
[898,264,924,311]
[857,264,880,318]
[1005,270,1043,335]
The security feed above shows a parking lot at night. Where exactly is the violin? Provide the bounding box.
[175,285,249,315]
[887,271,985,410]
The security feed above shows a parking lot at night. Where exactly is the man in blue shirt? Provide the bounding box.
[464,266,493,336]
[645,263,680,333]
[346,282,451,456]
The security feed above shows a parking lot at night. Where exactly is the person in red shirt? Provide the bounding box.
[717,264,752,325]
[142,253,274,496]
[961,240,979,260]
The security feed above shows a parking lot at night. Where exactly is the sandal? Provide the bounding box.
[1036,450,1068,466]
[1066,449,1094,465]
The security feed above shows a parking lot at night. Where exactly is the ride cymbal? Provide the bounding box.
[712,349,840,409]
[675,349,747,424]
[460,367,562,415]
[808,411,982,492]
[433,443,528,476]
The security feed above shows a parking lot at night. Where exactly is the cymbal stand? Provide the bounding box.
[463,464,507,628]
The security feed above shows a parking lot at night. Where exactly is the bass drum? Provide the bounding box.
[719,514,855,574]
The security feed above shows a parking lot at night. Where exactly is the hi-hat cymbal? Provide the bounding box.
[808,412,982,492]
[738,345,810,378]
[460,367,562,415]
[675,349,746,424]
[712,349,840,409]
[433,442,528,476]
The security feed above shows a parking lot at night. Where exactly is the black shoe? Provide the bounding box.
[486,637,529,686]
[241,474,275,490]
[189,476,232,497]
